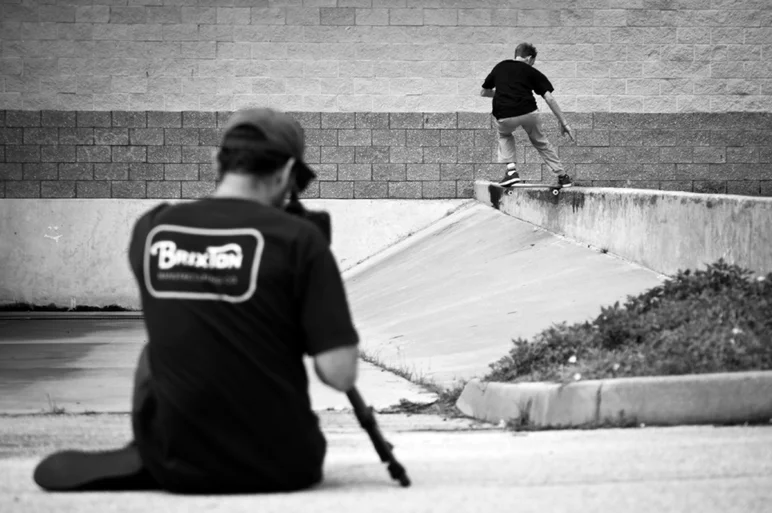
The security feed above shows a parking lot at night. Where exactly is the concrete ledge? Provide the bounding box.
[342,199,476,281]
[474,180,772,277]
[0,198,466,308]
[456,371,772,429]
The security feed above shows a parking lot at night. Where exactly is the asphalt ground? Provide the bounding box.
[2,415,770,513]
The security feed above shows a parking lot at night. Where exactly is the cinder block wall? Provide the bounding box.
[1,0,771,198]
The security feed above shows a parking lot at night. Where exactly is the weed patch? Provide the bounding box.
[484,260,772,384]
[0,302,131,312]
[359,351,467,418]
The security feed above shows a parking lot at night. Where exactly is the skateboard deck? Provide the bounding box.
[494,181,564,196]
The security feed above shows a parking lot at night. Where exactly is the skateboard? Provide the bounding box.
[495,181,564,196]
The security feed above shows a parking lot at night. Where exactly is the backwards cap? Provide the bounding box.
[220,108,316,192]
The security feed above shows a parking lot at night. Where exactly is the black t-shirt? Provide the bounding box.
[127,197,359,493]
[482,60,555,120]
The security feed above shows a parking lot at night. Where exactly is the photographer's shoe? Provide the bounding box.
[33,443,158,491]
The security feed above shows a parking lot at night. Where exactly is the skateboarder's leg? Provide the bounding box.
[521,113,573,187]
[494,117,522,185]
[494,117,519,164]
[520,113,565,175]
[33,345,161,492]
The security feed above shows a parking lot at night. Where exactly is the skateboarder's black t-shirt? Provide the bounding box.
[482,60,555,120]
[127,197,359,493]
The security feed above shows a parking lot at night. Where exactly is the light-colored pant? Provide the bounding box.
[494,112,564,175]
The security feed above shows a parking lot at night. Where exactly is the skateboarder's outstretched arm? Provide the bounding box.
[542,91,575,143]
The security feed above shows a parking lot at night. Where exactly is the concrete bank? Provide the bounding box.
[456,372,772,429]
[344,202,665,388]
[474,181,772,277]
[0,198,469,309]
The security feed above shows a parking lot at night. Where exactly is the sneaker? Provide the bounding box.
[557,174,573,188]
[498,165,521,187]
[33,444,157,491]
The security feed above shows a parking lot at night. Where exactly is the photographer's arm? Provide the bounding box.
[300,231,361,393]
[314,346,358,392]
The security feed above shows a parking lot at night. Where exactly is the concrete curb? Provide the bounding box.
[456,371,772,428]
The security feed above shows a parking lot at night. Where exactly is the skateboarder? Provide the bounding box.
[481,42,576,188]
[32,108,361,494]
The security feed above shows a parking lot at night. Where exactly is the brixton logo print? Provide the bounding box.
[143,225,264,303]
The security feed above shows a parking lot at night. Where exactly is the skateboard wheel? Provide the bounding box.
[552,189,560,196]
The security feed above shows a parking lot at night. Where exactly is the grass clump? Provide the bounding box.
[483,259,772,384]
[359,351,467,417]
[0,302,131,312]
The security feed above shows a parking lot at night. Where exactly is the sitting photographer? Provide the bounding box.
[33,108,361,494]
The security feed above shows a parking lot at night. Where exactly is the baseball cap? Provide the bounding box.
[220,107,316,192]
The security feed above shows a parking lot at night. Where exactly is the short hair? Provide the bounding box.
[515,43,538,60]
[217,124,291,177]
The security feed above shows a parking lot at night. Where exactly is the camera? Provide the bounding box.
[284,189,332,246]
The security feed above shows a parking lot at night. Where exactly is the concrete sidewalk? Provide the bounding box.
[3,418,771,513]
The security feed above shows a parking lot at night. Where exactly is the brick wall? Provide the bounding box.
[1,1,770,198]
[1,109,770,199]
[1,1,770,113]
